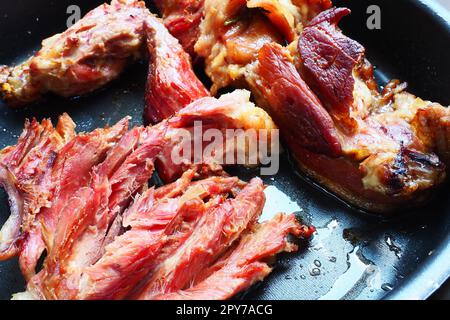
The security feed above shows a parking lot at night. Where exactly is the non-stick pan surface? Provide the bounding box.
[0,0,448,300]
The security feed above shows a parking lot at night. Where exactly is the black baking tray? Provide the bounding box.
[0,0,449,300]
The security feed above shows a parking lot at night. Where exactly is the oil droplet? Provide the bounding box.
[314,260,322,267]
[385,234,402,259]
[329,256,337,263]
[300,275,306,280]
[310,268,321,277]
[381,283,393,292]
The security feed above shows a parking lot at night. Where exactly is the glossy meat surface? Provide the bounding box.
[144,14,209,124]
[1,0,148,106]
[153,0,205,55]
[182,1,449,213]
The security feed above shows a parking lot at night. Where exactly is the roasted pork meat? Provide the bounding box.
[134,177,265,299]
[293,8,448,212]
[0,0,206,112]
[156,213,314,300]
[182,1,449,213]
[0,0,150,106]
[143,14,210,124]
[192,0,332,94]
[155,89,278,182]
[0,114,75,262]
[1,88,301,300]
[153,0,206,56]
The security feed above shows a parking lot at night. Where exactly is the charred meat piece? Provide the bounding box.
[412,104,450,169]
[0,0,149,106]
[144,14,209,124]
[249,35,447,213]
[293,8,449,212]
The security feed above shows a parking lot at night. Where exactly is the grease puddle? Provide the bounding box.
[261,186,302,222]
[309,218,339,252]
[319,246,380,300]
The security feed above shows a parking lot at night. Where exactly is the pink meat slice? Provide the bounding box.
[0,114,76,271]
[38,117,129,252]
[135,178,265,300]
[156,213,308,300]
[79,174,245,300]
[144,14,209,124]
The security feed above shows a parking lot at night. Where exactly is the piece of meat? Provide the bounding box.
[17,116,77,279]
[196,5,447,213]
[195,0,285,94]
[0,0,149,106]
[299,7,365,132]
[0,120,42,260]
[18,118,129,285]
[49,127,143,280]
[156,213,312,300]
[38,118,129,251]
[248,42,342,157]
[144,14,209,124]
[36,124,168,300]
[0,165,24,259]
[18,226,46,281]
[47,127,144,269]
[247,0,303,42]
[135,178,265,299]
[193,0,330,94]
[78,174,244,300]
[104,126,166,218]
[153,0,205,56]
[412,104,450,169]
[0,114,75,266]
[78,192,201,300]
[293,8,448,212]
[155,89,278,182]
